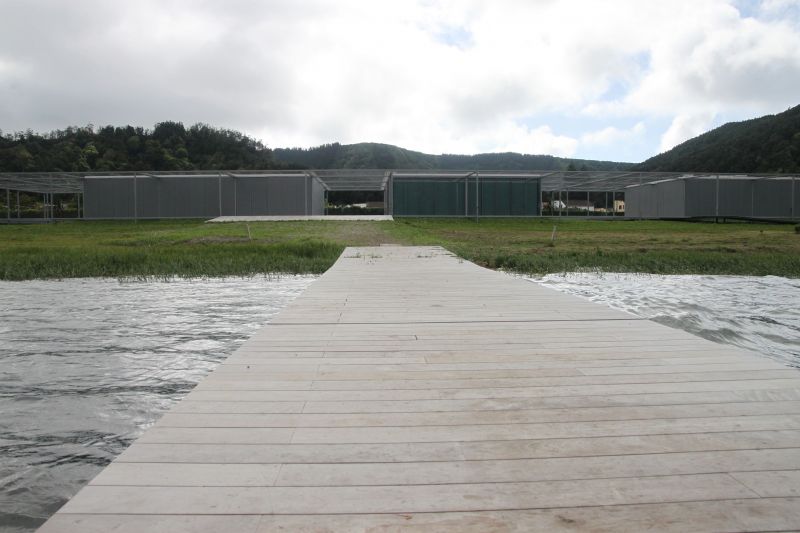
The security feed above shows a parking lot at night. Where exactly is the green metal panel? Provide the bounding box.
[394,179,467,216]
[394,177,540,217]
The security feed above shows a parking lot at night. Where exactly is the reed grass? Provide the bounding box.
[1,218,798,280]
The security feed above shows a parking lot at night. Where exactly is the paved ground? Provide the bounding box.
[208,215,393,222]
[39,246,800,532]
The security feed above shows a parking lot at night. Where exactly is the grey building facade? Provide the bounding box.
[83,174,325,219]
[626,176,799,219]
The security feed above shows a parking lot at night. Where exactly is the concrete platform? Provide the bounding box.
[39,246,800,532]
[207,215,393,222]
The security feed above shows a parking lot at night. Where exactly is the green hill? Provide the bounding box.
[273,142,633,171]
[0,122,284,172]
[636,104,800,173]
[10,108,799,176]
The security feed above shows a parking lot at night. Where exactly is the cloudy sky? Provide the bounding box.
[1,0,799,162]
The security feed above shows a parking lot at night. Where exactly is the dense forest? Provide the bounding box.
[3,104,800,174]
[0,122,283,172]
[273,142,632,171]
[636,104,800,173]
[0,124,631,173]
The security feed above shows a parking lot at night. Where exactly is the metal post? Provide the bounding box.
[218,173,223,217]
[16,190,20,218]
[464,176,468,217]
[638,176,643,219]
[751,179,755,218]
[49,174,54,220]
[133,174,138,222]
[5,189,9,222]
[715,175,720,223]
[304,175,308,216]
[383,177,392,216]
[234,178,238,216]
[475,173,480,221]
[390,174,394,216]
[586,190,590,217]
[558,190,562,217]
[792,177,796,220]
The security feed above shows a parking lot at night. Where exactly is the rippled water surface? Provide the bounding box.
[3,273,800,532]
[0,276,315,532]
[530,273,800,368]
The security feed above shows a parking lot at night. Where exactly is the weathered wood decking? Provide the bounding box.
[40,246,800,532]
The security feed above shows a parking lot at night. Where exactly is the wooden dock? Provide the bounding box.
[40,246,800,532]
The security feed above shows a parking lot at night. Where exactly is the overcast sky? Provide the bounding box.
[1,0,799,162]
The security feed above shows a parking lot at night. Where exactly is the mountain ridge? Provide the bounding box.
[635,104,800,173]
[272,142,632,171]
[2,104,799,174]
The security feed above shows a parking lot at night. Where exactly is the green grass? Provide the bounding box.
[388,218,800,277]
[1,218,798,280]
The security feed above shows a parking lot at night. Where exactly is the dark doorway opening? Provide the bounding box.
[326,190,385,215]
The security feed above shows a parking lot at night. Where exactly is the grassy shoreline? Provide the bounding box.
[1,218,798,280]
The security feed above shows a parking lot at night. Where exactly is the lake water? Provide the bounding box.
[529,273,800,368]
[0,276,316,532]
[1,273,799,532]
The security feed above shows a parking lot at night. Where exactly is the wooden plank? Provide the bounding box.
[39,246,800,532]
[184,378,800,402]
[38,499,800,533]
[154,401,800,428]
[116,430,800,464]
[59,474,758,514]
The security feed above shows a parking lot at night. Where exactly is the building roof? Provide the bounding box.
[1,169,797,194]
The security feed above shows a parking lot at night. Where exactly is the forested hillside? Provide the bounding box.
[273,142,632,171]
[0,122,280,172]
[5,105,798,175]
[636,105,800,173]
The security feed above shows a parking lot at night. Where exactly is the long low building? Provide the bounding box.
[82,173,325,219]
[625,175,800,220]
[0,170,798,220]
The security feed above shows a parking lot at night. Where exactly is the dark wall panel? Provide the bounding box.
[311,178,325,215]
[157,177,220,218]
[393,179,467,216]
[685,179,717,217]
[656,180,686,218]
[84,178,135,219]
[754,180,793,218]
[718,180,753,217]
[84,175,316,218]
[393,178,539,217]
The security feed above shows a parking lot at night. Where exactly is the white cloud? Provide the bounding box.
[581,122,646,146]
[659,112,716,153]
[0,0,798,161]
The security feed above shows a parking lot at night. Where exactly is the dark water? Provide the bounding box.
[0,276,315,532]
[530,273,800,368]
